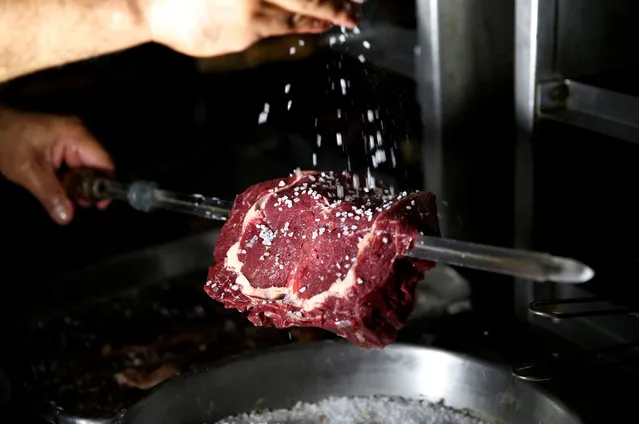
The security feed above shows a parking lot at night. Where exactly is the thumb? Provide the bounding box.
[19,160,75,225]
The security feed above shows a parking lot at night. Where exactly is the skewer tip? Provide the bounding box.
[548,257,595,284]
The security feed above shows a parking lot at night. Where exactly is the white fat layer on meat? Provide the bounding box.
[225,173,306,301]
[223,172,379,309]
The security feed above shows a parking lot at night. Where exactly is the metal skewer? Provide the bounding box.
[64,169,594,284]
[408,236,594,284]
[64,168,232,221]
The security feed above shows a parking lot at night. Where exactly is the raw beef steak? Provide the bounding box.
[205,170,440,348]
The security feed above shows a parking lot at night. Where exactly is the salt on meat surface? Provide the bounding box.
[205,170,440,348]
[213,395,489,424]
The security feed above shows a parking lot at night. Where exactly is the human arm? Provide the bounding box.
[0,0,362,84]
[0,0,149,83]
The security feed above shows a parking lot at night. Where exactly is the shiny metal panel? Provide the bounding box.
[416,0,515,242]
[538,79,639,143]
[514,0,558,317]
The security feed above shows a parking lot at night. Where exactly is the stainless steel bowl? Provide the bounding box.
[120,341,582,424]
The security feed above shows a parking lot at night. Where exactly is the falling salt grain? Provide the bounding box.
[316,134,322,147]
[298,39,305,46]
[284,84,291,93]
[340,78,347,95]
[336,133,343,146]
[312,153,317,166]
[289,47,296,55]
[287,100,292,110]
[358,54,366,63]
[367,109,374,122]
[258,103,270,124]
[363,40,371,49]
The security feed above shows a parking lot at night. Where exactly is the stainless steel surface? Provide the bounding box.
[529,297,636,320]
[416,0,515,241]
[554,0,639,79]
[411,235,594,283]
[121,342,582,424]
[513,0,639,364]
[99,179,232,221]
[522,285,639,380]
[514,0,559,318]
[515,0,639,92]
[64,168,232,220]
[538,80,639,144]
[531,287,639,367]
[513,340,639,382]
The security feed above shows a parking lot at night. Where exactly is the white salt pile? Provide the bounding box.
[214,395,489,424]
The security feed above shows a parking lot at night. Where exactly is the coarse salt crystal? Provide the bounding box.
[213,396,487,424]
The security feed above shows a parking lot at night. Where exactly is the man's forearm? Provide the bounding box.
[0,0,151,83]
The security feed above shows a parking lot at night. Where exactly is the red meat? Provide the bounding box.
[205,170,440,348]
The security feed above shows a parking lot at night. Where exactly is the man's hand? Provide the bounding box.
[0,107,113,225]
[144,0,363,57]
